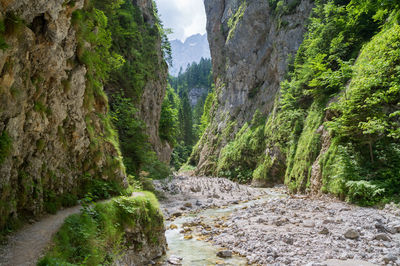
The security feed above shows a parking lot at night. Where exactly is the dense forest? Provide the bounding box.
[161,58,212,169]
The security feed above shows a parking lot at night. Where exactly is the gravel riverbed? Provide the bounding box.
[155,175,400,266]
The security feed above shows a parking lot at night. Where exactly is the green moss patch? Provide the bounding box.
[38,192,164,265]
[0,131,12,165]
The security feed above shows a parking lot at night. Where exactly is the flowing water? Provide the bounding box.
[158,189,287,266]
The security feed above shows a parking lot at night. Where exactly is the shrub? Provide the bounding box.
[345,180,385,206]
[38,192,163,265]
[0,131,12,165]
[0,19,8,50]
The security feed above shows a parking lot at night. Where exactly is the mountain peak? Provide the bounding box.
[169,33,210,76]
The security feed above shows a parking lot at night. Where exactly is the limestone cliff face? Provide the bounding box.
[0,0,127,229]
[137,37,172,163]
[0,0,170,232]
[135,0,171,163]
[105,0,172,164]
[192,0,313,174]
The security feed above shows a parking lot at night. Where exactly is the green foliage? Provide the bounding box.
[36,139,45,152]
[33,101,51,116]
[179,164,196,172]
[141,158,171,180]
[105,0,166,101]
[60,194,79,208]
[159,86,179,146]
[227,0,247,41]
[345,180,385,206]
[168,59,213,169]
[269,0,301,15]
[217,111,265,183]
[110,93,146,174]
[328,23,400,144]
[179,91,194,146]
[0,19,8,50]
[171,141,192,170]
[38,192,163,265]
[110,92,170,179]
[81,174,122,201]
[95,0,172,180]
[199,90,215,134]
[0,131,12,165]
[268,0,301,28]
[4,12,25,37]
[152,0,172,66]
[247,0,400,204]
[73,7,124,84]
[322,21,400,204]
[169,58,212,90]
[285,103,324,192]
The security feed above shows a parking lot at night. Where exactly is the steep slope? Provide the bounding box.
[192,0,400,205]
[103,0,172,165]
[0,0,125,231]
[191,0,313,175]
[169,33,211,76]
[0,0,170,233]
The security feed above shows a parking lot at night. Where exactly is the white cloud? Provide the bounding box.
[154,0,207,41]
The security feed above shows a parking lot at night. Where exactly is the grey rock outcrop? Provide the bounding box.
[137,30,172,163]
[0,0,127,229]
[191,0,313,175]
[189,87,208,106]
[0,0,170,235]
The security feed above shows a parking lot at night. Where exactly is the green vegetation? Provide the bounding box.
[266,0,400,204]
[0,131,12,165]
[216,112,264,183]
[196,0,400,205]
[0,19,8,50]
[97,0,173,180]
[4,12,25,37]
[159,85,179,146]
[323,21,400,205]
[285,103,324,192]
[268,0,301,16]
[199,90,215,134]
[110,92,171,179]
[267,0,301,28]
[38,192,164,265]
[167,59,212,169]
[227,0,247,41]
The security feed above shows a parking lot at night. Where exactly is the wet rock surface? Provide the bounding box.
[155,175,400,265]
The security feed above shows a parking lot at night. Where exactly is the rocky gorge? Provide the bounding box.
[0,0,399,265]
[0,0,171,264]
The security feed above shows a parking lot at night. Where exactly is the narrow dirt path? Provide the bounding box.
[0,205,81,266]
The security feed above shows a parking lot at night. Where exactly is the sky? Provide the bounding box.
[154,0,207,42]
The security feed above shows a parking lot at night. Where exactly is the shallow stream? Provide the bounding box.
[158,189,286,265]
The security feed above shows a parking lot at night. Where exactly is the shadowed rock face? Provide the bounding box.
[136,1,173,163]
[0,0,126,228]
[191,0,313,175]
[0,0,170,229]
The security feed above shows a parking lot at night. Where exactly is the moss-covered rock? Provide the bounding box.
[38,192,166,266]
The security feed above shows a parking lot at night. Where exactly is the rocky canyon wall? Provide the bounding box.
[0,0,170,231]
[193,0,400,204]
[191,0,313,175]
